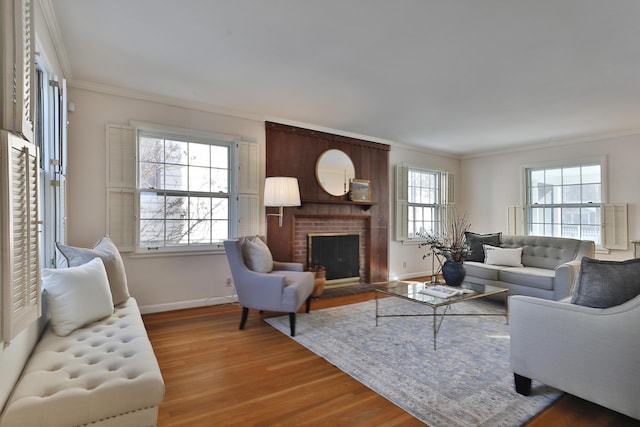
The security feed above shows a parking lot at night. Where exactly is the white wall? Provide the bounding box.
[65,88,265,313]
[459,135,640,261]
[388,145,461,280]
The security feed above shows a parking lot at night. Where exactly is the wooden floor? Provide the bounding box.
[143,291,639,427]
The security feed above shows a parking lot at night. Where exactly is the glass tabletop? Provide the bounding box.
[373,281,508,308]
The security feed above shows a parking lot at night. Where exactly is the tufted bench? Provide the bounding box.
[0,298,164,427]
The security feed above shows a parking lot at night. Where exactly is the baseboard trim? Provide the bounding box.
[139,295,238,314]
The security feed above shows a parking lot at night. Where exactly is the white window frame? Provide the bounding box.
[522,156,627,250]
[396,164,454,243]
[106,122,259,256]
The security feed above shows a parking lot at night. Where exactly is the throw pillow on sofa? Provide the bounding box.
[464,232,501,262]
[42,257,115,336]
[571,257,640,308]
[56,235,130,305]
[484,245,523,267]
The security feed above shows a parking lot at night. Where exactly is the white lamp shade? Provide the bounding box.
[264,177,301,207]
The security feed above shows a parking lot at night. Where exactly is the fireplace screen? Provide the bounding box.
[308,233,360,283]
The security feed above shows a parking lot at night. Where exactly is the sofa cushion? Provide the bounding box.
[464,232,501,262]
[484,246,523,267]
[571,257,640,308]
[56,236,130,305]
[42,257,114,337]
[241,235,274,273]
[499,267,555,290]
[463,261,507,281]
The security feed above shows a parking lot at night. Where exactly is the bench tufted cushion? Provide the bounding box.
[0,298,164,427]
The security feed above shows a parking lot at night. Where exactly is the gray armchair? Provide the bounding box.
[223,237,314,336]
[510,294,640,420]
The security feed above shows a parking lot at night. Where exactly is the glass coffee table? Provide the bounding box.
[373,281,508,350]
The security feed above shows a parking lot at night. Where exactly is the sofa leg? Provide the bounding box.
[289,313,296,336]
[239,307,249,330]
[514,373,532,396]
[305,296,311,313]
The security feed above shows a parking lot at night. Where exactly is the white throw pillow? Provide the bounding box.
[483,245,523,267]
[241,236,274,273]
[42,257,115,336]
[56,235,130,305]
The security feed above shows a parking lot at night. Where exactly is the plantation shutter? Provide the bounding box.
[106,125,135,251]
[602,203,628,250]
[507,205,524,235]
[237,141,259,237]
[395,164,409,241]
[1,0,35,142]
[1,132,41,342]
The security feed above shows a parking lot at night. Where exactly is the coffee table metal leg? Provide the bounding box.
[375,291,379,326]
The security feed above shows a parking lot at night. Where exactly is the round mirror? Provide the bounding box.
[315,149,355,196]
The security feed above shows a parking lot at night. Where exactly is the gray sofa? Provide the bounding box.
[463,235,595,300]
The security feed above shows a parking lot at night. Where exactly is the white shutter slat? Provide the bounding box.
[602,203,628,250]
[395,164,408,241]
[106,125,135,188]
[507,205,524,235]
[238,194,259,237]
[107,189,135,252]
[106,124,135,251]
[1,132,41,342]
[238,141,258,195]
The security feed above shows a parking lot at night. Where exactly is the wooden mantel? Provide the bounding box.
[265,122,389,283]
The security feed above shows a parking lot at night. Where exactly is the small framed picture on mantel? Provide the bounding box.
[349,179,371,203]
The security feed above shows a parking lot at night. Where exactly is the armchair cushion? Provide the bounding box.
[241,236,273,273]
[571,257,640,308]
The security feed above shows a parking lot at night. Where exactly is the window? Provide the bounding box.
[106,122,259,254]
[137,128,235,252]
[526,162,602,244]
[396,165,453,241]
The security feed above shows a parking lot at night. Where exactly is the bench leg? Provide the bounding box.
[514,373,532,396]
[239,307,249,330]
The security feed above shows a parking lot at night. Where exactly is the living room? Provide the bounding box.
[2,1,640,426]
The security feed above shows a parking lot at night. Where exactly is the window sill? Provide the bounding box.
[128,248,225,259]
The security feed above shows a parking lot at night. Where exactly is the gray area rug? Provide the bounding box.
[266,297,562,426]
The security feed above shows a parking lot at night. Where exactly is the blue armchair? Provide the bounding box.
[223,237,314,336]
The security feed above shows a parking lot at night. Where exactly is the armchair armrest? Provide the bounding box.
[510,295,640,419]
[553,259,581,299]
[272,261,304,272]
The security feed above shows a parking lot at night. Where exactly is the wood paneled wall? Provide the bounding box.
[265,122,389,283]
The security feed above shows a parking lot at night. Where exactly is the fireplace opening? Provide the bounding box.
[308,233,360,285]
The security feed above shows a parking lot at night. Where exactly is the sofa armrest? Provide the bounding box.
[272,261,303,272]
[510,295,640,418]
[553,259,581,300]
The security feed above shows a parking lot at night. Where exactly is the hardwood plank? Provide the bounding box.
[143,292,638,426]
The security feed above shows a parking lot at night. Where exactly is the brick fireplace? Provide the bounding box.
[265,122,389,284]
[293,215,370,285]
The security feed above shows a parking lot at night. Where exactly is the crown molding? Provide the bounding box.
[38,0,72,78]
[460,129,640,160]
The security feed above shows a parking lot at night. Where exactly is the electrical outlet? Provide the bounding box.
[226,278,233,287]
[402,261,407,269]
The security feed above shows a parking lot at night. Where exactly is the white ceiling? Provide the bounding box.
[47,0,640,155]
